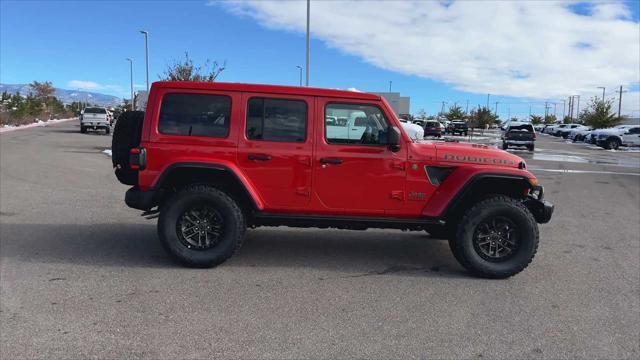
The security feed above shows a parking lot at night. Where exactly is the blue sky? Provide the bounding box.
[1,0,639,118]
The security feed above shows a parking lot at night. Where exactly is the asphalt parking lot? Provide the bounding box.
[1,121,639,359]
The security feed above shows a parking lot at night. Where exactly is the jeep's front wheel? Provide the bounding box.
[158,185,246,268]
[449,196,539,279]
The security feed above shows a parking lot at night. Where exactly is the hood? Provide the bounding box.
[426,141,525,168]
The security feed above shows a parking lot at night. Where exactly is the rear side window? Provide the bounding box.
[246,98,307,142]
[158,93,231,137]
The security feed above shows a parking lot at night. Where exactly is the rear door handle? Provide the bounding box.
[320,158,343,165]
[248,153,271,161]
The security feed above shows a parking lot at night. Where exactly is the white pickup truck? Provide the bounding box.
[326,111,423,142]
[80,107,111,134]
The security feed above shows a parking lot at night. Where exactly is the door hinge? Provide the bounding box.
[391,161,405,170]
[390,190,404,200]
[296,187,310,196]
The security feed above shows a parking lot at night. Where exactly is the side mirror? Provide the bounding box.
[388,126,401,152]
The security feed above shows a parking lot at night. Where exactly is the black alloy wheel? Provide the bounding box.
[472,216,520,262]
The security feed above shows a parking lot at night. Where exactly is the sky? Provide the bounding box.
[1,0,639,118]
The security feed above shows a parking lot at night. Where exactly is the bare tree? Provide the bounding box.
[30,81,55,118]
[161,52,226,82]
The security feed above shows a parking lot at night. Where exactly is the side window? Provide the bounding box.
[158,93,231,137]
[628,127,640,134]
[325,103,390,145]
[246,98,307,142]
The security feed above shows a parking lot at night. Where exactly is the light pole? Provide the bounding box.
[618,85,625,118]
[305,0,310,86]
[486,93,490,108]
[126,58,134,111]
[388,81,392,93]
[296,66,302,86]
[140,30,149,92]
[494,102,499,115]
[597,86,605,101]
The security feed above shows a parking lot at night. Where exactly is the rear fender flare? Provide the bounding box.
[153,162,264,211]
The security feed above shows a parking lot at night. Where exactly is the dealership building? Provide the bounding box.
[372,92,410,117]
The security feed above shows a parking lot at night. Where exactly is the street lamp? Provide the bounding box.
[597,86,605,101]
[305,0,310,86]
[296,66,302,86]
[139,30,149,92]
[126,58,134,111]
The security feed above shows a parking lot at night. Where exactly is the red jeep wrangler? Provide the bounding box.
[112,82,553,278]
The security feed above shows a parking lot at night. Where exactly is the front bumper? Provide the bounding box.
[524,185,554,223]
[125,186,158,210]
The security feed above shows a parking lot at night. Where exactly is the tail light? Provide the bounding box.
[129,147,147,170]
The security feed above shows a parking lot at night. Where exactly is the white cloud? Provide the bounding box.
[68,80,101,90]
[67,80,129,96]
[218,0,640,115]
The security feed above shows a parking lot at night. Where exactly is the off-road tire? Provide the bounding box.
[158,185,246,268]
[449,195,539,279]
[502,142,508,150]
[105,127,110,135]
[111,111,145,185]
[80,126,86,133]
[527,144,534,152]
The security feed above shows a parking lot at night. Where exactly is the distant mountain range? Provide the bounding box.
[0,84,122,107]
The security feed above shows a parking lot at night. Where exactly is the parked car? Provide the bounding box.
[399,119,425,141]
[412,118,426,127]
[542,124,559,134]
[423,120,444,137]
[502,122,536,151]
[594,125,640,150]
[80,107,111,134]
[533,124,545,132]
[583,132,595,144]
[555,124,583,138]
[111,81,553,279]
[446,120,469,135]
[568,126,592,142]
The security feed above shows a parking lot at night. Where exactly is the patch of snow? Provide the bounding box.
[102,149,112,157]
[0,117,77,134]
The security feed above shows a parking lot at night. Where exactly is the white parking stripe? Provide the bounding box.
[528,167,640,176]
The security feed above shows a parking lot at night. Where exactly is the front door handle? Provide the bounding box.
[248,153,271,161]
[320,158,343,165]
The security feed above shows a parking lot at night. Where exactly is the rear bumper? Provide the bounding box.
[524,186,554,224]
[505,140,534,145]
[125,186,157,210]
[81,122,110,128]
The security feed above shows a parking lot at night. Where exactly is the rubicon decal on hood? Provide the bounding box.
[443,154,515,165]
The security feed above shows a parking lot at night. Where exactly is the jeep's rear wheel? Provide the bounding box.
[158,185,246,268]
[449,195,539,279]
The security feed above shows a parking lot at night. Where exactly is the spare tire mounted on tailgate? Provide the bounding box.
[112,111,145,185]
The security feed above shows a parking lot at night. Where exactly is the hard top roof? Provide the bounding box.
[152,81,381,101]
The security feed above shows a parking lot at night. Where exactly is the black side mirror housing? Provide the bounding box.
[388,126,401,152]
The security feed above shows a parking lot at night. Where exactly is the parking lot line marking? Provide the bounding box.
[528,167,640,176]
